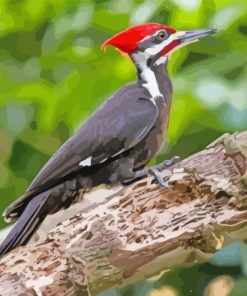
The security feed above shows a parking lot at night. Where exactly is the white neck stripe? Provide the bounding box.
[132,52,162,99]
[141,67,162,98]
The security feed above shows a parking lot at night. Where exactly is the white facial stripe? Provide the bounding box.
[155,56,168,66]
[144,31,186,56]
[79,156,92,167]
[132,32,189,99]
[145,37,172,56]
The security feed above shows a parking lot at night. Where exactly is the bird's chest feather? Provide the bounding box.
[133,96,171,169]
[147,96,171,152]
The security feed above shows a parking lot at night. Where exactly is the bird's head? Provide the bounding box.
[102,23,216,63]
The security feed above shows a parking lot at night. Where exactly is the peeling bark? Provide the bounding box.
[0,132,247,296]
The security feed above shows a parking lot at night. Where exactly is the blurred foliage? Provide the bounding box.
[0,0,247,295]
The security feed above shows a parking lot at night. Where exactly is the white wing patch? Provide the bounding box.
[111,148,125,158]
[79,149,126,168]
[79,156,92,167]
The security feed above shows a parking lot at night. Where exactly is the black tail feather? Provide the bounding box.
[0,179,80,255]
[3,191,36,222]
[0,191,50,255]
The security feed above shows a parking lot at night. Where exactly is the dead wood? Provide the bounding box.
[0,132,247,296]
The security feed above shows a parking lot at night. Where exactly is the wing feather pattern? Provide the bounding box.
[4,83,157,218]
[29,83,157,192]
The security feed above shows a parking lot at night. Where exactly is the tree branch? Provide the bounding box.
[0,132,247,296]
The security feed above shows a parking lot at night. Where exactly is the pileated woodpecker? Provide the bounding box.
[0,23,216,255]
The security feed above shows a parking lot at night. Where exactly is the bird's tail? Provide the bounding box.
[0,179,81,255]
[0,190,51,255]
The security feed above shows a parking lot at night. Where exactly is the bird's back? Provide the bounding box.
[3,81,155,221]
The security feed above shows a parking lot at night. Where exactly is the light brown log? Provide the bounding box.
[0,132,247,296]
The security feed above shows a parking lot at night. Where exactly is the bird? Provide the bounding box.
[0,23,216,255]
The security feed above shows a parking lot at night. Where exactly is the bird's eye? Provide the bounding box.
[157,31,167,40]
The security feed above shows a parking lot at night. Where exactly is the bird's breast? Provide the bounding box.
[132,97,172,169]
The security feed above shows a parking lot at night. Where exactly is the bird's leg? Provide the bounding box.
[122,156,181,187]
[150,156,181,171]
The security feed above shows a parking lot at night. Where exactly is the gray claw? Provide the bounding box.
[148,168,173,189]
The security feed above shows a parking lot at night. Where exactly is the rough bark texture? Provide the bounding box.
[0,132,247,296]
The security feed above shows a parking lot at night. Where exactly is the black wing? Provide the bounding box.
[4,83,157,220]
[28,82,157,192]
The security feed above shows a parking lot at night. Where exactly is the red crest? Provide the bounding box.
[102,23,176,54]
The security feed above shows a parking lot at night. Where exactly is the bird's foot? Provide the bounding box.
[122,156,181,187]
[148,168,172,188]
[148,156,181,188]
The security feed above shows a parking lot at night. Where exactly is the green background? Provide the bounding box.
[0,0,247,295]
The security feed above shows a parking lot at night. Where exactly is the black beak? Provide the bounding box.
[177,28,217,43]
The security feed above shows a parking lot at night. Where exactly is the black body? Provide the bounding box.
[0,58,172,255]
